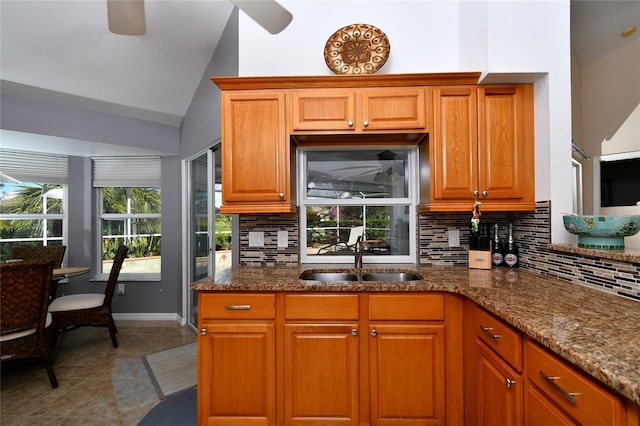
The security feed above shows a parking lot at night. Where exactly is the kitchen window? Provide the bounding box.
[299,147,417,264]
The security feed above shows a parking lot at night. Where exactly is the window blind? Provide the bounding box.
[0,149,68,184]
[92,156,161,187]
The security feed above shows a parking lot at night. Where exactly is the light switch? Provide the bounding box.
[277,230,288,248]
[448,228,460,247]
[249,231,264,247]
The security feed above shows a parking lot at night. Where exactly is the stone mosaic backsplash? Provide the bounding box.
[239,214,299,265]
[238,201,640,301]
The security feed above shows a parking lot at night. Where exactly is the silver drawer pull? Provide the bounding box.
[505,378,516,388]
[224,304,251,310]
[480,325,501,340]
[539,370,579,404]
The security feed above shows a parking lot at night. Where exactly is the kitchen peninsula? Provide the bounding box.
[193,264,640,425]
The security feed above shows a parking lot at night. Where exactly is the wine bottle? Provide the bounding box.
[504,223,519,268]
[492,223,504,267]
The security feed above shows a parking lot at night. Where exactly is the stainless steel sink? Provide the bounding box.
[298,271,359,281]
[299,270,423,282]
[360,272,423,282]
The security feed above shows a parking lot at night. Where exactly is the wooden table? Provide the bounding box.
[51,266,90,299]
[53,266,90,279]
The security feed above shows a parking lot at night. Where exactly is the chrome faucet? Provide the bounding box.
[354,236,369,269]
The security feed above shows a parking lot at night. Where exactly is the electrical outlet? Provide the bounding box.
[249,231,264,247]
[116,283,125,295]
[448,228,460,247]
[277,230,288,248]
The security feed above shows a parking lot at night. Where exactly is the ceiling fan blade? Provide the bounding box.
[107,0,146,36]
[230,0,292,34]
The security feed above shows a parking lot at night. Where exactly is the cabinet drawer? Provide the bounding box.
[368,294,444,321]
[285,294,359,320]
[200,293,276,320]
[474,305,523,371]
[526,341,624,426]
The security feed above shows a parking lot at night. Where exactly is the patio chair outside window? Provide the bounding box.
[317,226,364,255]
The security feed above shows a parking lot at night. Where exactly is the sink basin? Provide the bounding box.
[299,270,423,282]
[360,272,423,282]
[298,271,359,281]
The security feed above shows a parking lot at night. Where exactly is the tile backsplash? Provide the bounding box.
[238,201,639,301]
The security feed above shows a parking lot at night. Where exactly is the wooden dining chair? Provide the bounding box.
[10,245,67,268]
[1,260,59,388]
[48,245,128,348]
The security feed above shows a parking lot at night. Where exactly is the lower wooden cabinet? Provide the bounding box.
[525,381,577,426]
[476,340,523,425]
[198,292,461,426]
[198,322,276,425]
[284,324,360,425]
[467,302,632,426]
[197,293,636,426]
[283,294,361,426]
[525,340,625,426]
[198,293,277,426]
[369,323,446,425]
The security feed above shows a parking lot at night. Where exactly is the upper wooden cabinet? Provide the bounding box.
[211,73,535,214]
[219,90,296,214]
[423,84,535,212]
[289,87,427,133]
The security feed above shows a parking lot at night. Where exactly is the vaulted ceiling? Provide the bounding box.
[0,1,637,155]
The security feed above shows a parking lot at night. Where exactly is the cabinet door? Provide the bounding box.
[369,323,446,425]
[198,322,276,426]
[221,91,290,212]
[290,87,426,132]
[525,382,577,426]
[477,85,534,204]
[476,340,523,426]
[290,89,357,131]
[361,88,426,131]
[284,324,360,425]
[430,87,478,202]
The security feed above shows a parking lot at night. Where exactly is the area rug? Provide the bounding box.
[138,387,196,426]
[142,342,197,399]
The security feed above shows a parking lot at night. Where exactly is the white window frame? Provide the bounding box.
[95,187,161,281]
[0,150,69,257]
[0,184,68,253]
[298,146,418,264]
[92,157,161,281]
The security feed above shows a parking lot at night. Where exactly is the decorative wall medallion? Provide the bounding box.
[324,23,390,74]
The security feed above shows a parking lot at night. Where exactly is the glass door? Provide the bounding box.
[187,151,211,329]
[186,145,233,330]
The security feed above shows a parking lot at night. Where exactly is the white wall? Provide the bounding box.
[238,1,461,75]
[601,104,640,156]
[236,0,572,243]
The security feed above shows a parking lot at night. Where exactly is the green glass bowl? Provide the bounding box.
[562,215,640,250]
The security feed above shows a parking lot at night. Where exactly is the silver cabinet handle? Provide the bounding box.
[370,329,377,337]
[351,329,358,336]
[363,120,369,127]
[473,190,480,197]
[200,328,207,336]
[347,120,354,127]
[278,193,284,199]
[225,305,251,310]
[505,378,516,388]
[482,191,488,197]
[539,370,579,404]
[480,325,501,340]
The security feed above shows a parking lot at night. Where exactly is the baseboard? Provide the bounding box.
[113,313,182,322]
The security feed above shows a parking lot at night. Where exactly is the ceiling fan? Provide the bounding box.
[107,0,293,36]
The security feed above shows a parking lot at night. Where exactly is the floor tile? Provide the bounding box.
[1,320,197,426]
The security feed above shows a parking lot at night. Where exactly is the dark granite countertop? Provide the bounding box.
[192,264,640,405]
